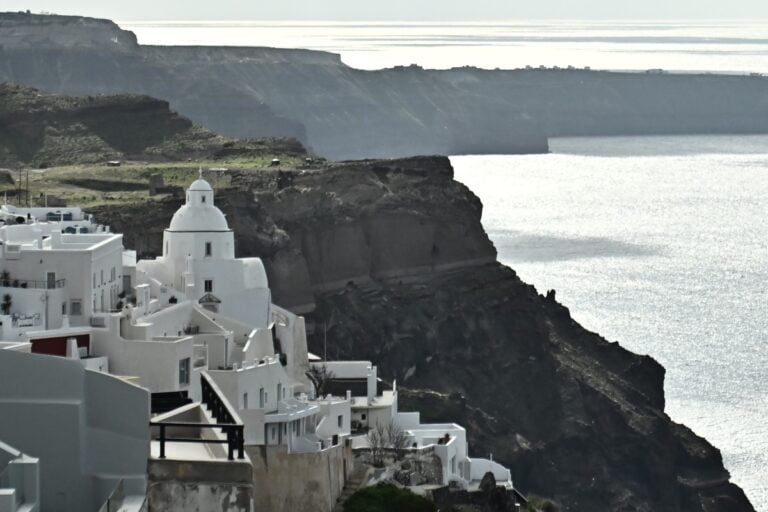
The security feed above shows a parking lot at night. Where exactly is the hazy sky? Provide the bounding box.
[4,0,768,20]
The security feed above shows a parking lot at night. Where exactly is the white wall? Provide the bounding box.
[0,441,39,512]
[0,350,149,512]
[315,399,351,441]
[273,306,311,391]
[91,325,194,394]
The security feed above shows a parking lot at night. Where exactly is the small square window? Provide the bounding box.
[204,280,213,293]
[70,300,82,316]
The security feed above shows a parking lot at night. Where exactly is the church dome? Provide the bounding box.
[188,178,214,192]
[167,177,230,232]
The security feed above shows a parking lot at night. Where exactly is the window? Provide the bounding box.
[179,358,190,386]
[337,415,343,428]
[61,302,67,315]
[202,195,206,203]
[277,383,282,403]
[110,267,116,282]
[93,273,96,287]
[259,387,265,408]
[204,279,213,293]
[243,393,248,409]
[70,300,82,316]
[205,242,212,257]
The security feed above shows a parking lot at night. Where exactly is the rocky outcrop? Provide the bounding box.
[0,83,306,166]
[88,155,755,511]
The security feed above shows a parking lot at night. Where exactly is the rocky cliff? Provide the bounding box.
[0,83,306,166]
[86,156,755,512]
[5,13,768,160]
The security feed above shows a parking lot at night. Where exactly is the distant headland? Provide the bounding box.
[3,12,768,159]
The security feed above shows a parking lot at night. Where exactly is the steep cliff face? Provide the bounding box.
[89,156,754,511]
[313,266,753,511]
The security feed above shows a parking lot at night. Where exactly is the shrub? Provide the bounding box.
[526,495,561,512]
[344,483,436,512]
[1,294,11,315]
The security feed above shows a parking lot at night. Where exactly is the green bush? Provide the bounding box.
[344,483,436,512]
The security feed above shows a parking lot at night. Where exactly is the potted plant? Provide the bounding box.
[1,294,12,315]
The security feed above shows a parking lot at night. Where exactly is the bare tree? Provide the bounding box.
[367,420,411,466]
[367,422,387,467]
[306,364,335,397]
[386,420,409,460]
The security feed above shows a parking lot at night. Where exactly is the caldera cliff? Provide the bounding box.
[5,13,768,160]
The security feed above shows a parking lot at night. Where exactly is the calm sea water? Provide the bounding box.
[453,136,768,511]
[118,21,767,508]
[121,20,768,73]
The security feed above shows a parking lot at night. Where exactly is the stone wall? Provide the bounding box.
[146,459,253,512]
[353,447,444,487]
[246,444,353,512]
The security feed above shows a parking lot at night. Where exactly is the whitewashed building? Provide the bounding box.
[0,176,516,511]
[137,176,271,328]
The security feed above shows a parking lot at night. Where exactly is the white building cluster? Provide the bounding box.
[0,176,513,512]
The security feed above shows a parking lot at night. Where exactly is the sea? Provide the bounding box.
[122,20,768,509]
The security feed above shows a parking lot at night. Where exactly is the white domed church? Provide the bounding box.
[137,175,272,328]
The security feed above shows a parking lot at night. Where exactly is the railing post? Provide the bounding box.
[227,427,235,461]
[237,426,245,460]
[159,424,166,459]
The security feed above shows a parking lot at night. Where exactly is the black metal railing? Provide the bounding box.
[151,373,245,461]
[201,372,238,425]
[150,421,244,461]
[0,278,66,290]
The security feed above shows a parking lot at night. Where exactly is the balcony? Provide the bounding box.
[0,277,66,290]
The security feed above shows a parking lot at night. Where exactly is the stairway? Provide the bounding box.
[333,466,370,512]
